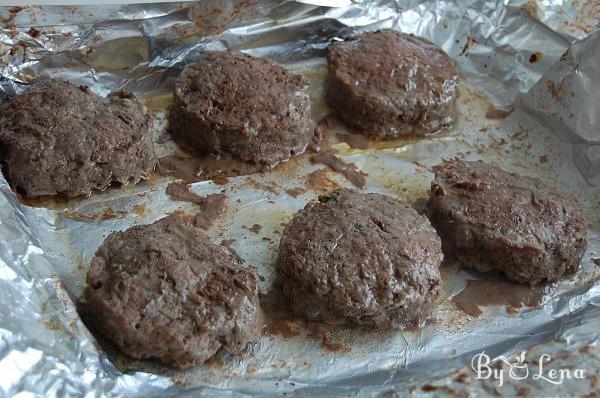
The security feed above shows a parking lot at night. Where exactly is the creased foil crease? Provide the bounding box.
[0,1,598,397]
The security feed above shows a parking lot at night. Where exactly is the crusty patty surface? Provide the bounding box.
[79,214,263,369]
[0,78,156,198]
[278,189,443,329]
[426,159,587,285]
[171,51,314,166]
[327,29,459,138]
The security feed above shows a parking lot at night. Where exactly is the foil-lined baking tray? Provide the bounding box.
[0,1,598,396]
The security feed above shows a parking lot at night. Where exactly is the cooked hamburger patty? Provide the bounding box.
[171,51,314,166]
[79,214,262,369]
[426,159,587,285]
[326,29,459,138]
[278,189,443,329]
[0,78,156,198]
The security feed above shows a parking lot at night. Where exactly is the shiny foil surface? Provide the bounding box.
[0,1,598,396]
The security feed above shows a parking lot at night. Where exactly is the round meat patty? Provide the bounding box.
[171,51,314,166]
[426,159,587,285]
[326,29,459,138]
[79,214,262,369]
[278,189,443,329]
[0,78,156,198]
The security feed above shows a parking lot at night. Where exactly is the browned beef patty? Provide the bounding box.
[0,78,156,198]
[79,214,262,369]
[426,159,587,285]
[171,51,314,166]
[278,189,443,330]
[326,29,459,138]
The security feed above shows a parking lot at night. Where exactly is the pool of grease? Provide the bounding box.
[260,286,352,354]
[452,278,555,317]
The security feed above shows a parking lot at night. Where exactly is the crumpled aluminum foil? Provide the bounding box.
[0,1,598,397]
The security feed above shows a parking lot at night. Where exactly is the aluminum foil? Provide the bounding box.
[0,1,599,396]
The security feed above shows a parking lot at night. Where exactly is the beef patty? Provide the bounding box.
[278,189,443,329]
[426,159,587,285]
[171,51,314,166]
[326,29,459,138]
[0,78,156,198]
[79,214,262,369]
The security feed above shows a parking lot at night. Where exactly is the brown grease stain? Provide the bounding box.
[286,187,307,198]
[565,3,598,36]
[185,0,259,38]
[248,224,262,234]
[166,183,228,230]
[452,279,551,317]
[247,178,279,194]
[0,6,24,30]
[132,203,146,215]
[311,149,366,188]
[212,176,229,185]
[529,52,542,63]
[43,319,61,331]
[485,108,512,120]
[306,323,351,353]
[27,27,40,37]
[264,319,301,339]
[261,292,302,339]
[62,207,127,221]
[459,36,477,56]
[192,196,227,229]
[166,182,202,204]
[14,187,102,210]
[260,290,349,353]
[306,169,340,193]
[454,372,470,383]
[521,1,539,19]
[157,154,264,184]
[139,90,172,114]
[220,239,235,247]
[546,80,568,101]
